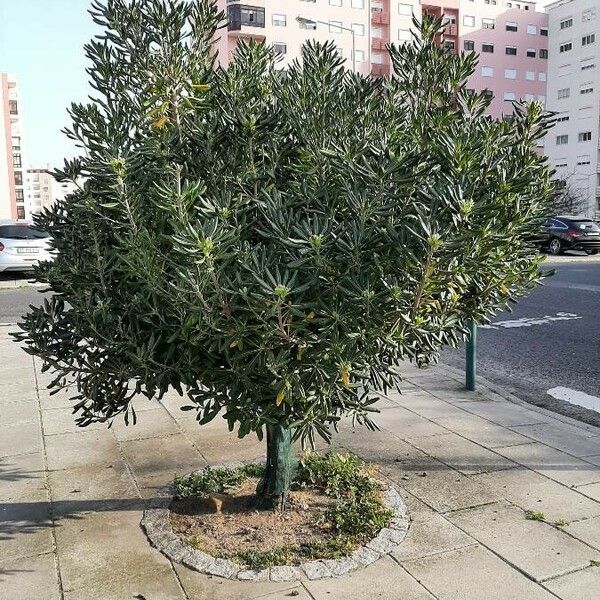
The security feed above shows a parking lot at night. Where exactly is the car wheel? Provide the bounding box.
[586,249,599,255]
[548,238,563,255]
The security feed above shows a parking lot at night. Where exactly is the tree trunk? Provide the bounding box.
[256,423,295,510]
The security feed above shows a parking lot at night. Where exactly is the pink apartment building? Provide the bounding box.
[0,73,28,221]
[214,1,548,118]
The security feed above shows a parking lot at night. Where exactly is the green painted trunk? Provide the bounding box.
[256,423,295,510]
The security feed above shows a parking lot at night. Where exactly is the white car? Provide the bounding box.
[0,220,55,273]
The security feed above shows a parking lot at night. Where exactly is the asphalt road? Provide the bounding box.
[442,254,600,427]
[1,255,599,425]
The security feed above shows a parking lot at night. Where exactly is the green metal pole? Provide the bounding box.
[466,319,477,391]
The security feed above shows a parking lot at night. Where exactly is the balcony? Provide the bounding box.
[227,5,265,37]
[445,24,458,36]
[371,38,387,51]
[371,12,390,25]
[371,63,390,77]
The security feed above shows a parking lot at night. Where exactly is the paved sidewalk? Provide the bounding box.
[1,325,600,600]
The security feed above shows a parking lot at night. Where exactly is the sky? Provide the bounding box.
[0,0,97,168]
[0,0,556,169]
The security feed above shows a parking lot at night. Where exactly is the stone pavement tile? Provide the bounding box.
[459,401,550,427]
[391,495,476,561]
[0,421,42,457]
[56,509,185,600]
[472,467,600,523]
[119,433,206,497]
[387,392,471,421]
[494,443,600,487]
[196,435,266,465]
[111,407,180,441]
[510,423,600,458]
[40,408,106,436]
[305,556,436,600]
[45,430,120,471]
[0,452,46,502]
[447,502,600,581]
[409,432,515,475]
[374,407,449,440]
[3,398,39,426]
[0,552,60,600]
[48,460,139,517]
[544,567,600,600]
[0,380,38,401]
[402,545,556,600]
[0,500,53,561]
[563,515,600,551]
[434,413,532,449]
[37,388,78,410]
[174,563,304,600]
[577,482,600,502]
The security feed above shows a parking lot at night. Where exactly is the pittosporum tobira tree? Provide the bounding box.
[15,0,553,509]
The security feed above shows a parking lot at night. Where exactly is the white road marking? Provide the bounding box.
[547,387,600,413]
[480,312,582,330]
[546,282,600,293]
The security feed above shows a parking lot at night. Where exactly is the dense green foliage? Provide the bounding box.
[15,0,552,480]
[173,463,264,499]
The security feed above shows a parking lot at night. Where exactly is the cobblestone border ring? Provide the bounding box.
[141,466,410,582]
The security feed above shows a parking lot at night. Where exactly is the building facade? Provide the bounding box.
[26,167,79,214]
[0,73,30,221]
[544,0,599,218]
[214,1,547,118]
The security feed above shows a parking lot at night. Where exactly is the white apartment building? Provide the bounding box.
[26,167,79,214]
[545,0,599,218]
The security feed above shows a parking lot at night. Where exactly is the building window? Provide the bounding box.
[398,3,412,15]
[272,14,286,27]
[12,154,22,168]
[557,88,570,99]
[16,206,25,220]
[504,68,517,79]
[14,171,23,186]
[299,19,316,29]
[526,48,536,57]
[464,40,474,51]
[538,72,546,81]
[227,5,265,29]
[273,43,287,55]
[481,66,494,77]
[483,89,493,99]
[560,18,573,29]
[352,23,365,36]
[9,100,18,115]
[580,85,594,94]
[526,24,537,34]
[482,18,495,29]
[526,71,535,80]
[329,0,342,6]
[540,49,548,58]
[582,34,595,46]
[329,21,342,33]
[555,115,569,122]
[503,92,516,101]
[354,49,365,62]
[540,27,548,36]
[581,60,595,71]
[398,29,411,41]
[463,15,475,27]
[506,22,518,32]
[482,42,494,53]
[556,135,568,145]
[15,189,24,201]
[582,9,596,21]
[11,136,20,151]
[578,131,592,142]
[351,0,364,7]
[505,46,517,55]
[560,42,573,53]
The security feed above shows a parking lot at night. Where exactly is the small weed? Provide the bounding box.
[299,536,356,560]
[590,560,600,568]
[239,463,265,478]
[174,463,263,499]
[235,546,294,570]
[525,511,546,522]
[554,519,569,528]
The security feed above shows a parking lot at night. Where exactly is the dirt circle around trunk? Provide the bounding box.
[141,461,410,582]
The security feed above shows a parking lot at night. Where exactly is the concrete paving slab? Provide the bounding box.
[563,515,600,551]
[402,545,558,600]
[544,566,600,600]
[409,432,516,475]
[37,389,78,410]
[305,555,435,600]
[434,413,532,449]
[388,392,471,421]
[0,452,46,502]
[510,422,600,458]
[459,401,550,427]
[45,429,120,471]
[0,500,54,561]
[174,562,303,600]
[0,421,42,457]
[447,502,600,581]
[2,398,39,426]
[472,467,600,523]
[374,406,449,440]
[111,407,180,441]
[0,552,60,600]
[56,509,185,600]
[576,482,600,502]
[40,408,107,436]
[495,442,600,487]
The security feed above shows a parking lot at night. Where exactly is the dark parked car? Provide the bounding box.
[540,216,600,255]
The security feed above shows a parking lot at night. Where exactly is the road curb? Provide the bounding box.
[0,279,44,290]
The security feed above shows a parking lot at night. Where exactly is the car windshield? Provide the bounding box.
[0,225,50,240]
[571,220,600,232]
